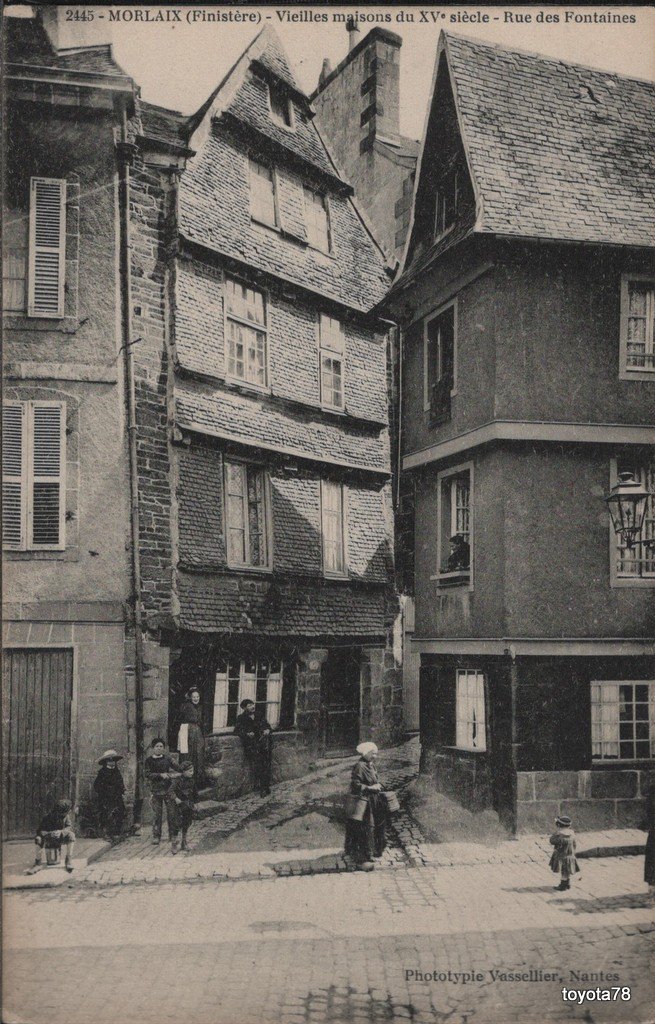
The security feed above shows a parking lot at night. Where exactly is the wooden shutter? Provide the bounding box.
[30,403,65,548]
[2,403,26,549]
[28,178,66,318]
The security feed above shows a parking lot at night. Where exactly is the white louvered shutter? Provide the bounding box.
[28,178,66,318]
[30,404,65,548]
[2,403,26,549]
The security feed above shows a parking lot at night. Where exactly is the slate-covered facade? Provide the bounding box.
[2,13,138,836]
[129,28,403,793]
[384,33,655,833]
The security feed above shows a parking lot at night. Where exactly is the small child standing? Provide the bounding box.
[549,814,580,891]
[27,798,76,874]
[93,749,126,841]
[170,760,195,854]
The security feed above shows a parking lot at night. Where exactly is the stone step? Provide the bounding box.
[194,799,229,820]
[196,785,216,802]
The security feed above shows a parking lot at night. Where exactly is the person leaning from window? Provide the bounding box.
[234,699,273,797]
[344,742,388,871]
[447,532,470,572]
[176,686,206,797]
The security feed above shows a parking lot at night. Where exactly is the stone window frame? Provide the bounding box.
[591,679,655,762]
[432,460,473,591]
[619,273,655,382]
[3,173,80,334]
[3,386,80,563]
[455,668,487,752]
[222,457,273,573]
[608,455,655,589]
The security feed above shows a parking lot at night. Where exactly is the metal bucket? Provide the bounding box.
[382,790,400,813]
[344,794,368,821]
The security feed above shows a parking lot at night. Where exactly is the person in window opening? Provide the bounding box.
[344,742,389,871]
[234,698,273,797]
[447,533,470,572]
[176,687,206,797]
[93,749,126,842]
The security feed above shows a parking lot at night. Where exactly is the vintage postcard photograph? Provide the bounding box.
[2,2,654,1022]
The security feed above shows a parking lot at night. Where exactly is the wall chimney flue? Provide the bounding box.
[318,58,333,89]
[346,16,360,53]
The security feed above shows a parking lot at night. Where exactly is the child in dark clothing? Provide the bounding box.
[549,814,580,891]
[93,749,126,840]
[144,737,179,846]
[27,798,76,874]
[170,760,195,854]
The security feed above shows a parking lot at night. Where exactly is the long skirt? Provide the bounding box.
[344,794,388,863]
[549,850,580,880]
[178,722,205,788]
[645,828,655,886]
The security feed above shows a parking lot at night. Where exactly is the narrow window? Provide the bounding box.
[424,303,455,421]
[434,169,458,240]
[28,177,66,318]
[437,466,471,582]
[591,681,655,761]
[249,160,277,227]
[321,479,347,577]
[613,457,655,580]
[620,277,655,375]
[455,670,486,751]
[304,189,330,252]
[2,208,28,312]
[213,656,290,731]
[225,277,267,388]
[319,313,344,410]
[224,461,270,569]
[269,83,292,128]
[2,400,65,550]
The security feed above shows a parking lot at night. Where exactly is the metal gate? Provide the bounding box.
[3,648,73,838]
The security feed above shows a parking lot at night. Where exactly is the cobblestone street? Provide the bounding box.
[5,852,654,1024]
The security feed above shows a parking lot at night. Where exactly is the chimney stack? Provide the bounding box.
[346,16,360,54]
[40,6,113,51]
[318,58,333,89]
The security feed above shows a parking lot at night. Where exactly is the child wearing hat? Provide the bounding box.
[170,760,195,854]
[549,815,580,891]
[93,750,126,841]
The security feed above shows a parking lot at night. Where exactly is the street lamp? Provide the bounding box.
[605,471,650,549]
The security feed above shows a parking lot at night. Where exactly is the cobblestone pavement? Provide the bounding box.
[4,854,654,1024]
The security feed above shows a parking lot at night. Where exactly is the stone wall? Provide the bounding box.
[516,769,651,833]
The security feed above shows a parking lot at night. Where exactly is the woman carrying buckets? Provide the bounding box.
[344,742,399,871]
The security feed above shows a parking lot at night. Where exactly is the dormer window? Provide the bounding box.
[434,169,458,239]
[269,83,293,129]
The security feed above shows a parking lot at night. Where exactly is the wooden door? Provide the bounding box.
[321,647,361,753]
[3,648,73,838]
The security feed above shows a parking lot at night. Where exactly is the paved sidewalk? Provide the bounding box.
[3,838,110,890]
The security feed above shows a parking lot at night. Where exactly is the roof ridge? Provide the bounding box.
[444,30,655,88]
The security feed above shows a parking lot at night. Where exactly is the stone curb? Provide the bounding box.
[3,840,111,891]
[578,843,646,859]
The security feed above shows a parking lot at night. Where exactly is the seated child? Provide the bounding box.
[144,737,179,846]
[549,814,580,891]
[170,760,195,854]
[93,749,126,840]
[28,798,76,874]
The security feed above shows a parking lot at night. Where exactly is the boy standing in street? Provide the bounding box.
[170,760,195,853]
[234,699,273,797]
[144,737,179,846]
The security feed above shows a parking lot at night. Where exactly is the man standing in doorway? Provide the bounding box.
[234,699,273,797]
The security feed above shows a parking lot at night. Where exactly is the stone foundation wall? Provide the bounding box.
[205,733,314,800]
[421,746,493,812]
[516,769,651,833]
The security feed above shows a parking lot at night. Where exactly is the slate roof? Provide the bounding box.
[5,16,127,77]
[139,101,191,148]
[177,571,386,636]
[444,33,655,248]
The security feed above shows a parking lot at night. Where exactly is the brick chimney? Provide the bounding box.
[41,6,113,51]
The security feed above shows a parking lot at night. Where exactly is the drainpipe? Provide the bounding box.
[117,104,145,826]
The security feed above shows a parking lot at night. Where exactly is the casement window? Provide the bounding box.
[612,458,655,581]
[424,302,456,422]
[28,177,66,318]
[2,211,28,312]
[2,401,66,551]
[268,83,293,128]
[224,461,270,569]
[321,479,347,577]
[620,276,655,376]
[319,314,344,410]
[224,277,268,388]
[591,681,655,761]
[455,670,486,752]
[436,465,471,583]
[213,657,291,732]
[304,189,330,252]
[249,160,277,227]
[434,169,458,239]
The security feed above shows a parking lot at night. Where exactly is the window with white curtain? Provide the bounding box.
[591,681,655,761]
[224,277,268,388]
[212,657,287,732]
[455,670,486,751]
[613,458,655,580]
[224,461,270,569]
[321,479,347,577]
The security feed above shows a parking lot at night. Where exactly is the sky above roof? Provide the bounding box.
[9,5,652,139]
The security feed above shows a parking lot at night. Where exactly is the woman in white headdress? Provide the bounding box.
[344,741,388,870]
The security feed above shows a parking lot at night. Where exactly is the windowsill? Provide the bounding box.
[224,375,271,396]
[323,571,350,582]
[610,575,655,589]
[320,402,346,416]
[5,547,66,557]
[430,571,472,590]
[619,367,655,383]
[306,243,335,260]
[226,563,273,575]
[251,216,281,234]
[443,745,487,755]
[592,758,654,766]
[210,728,300,738]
